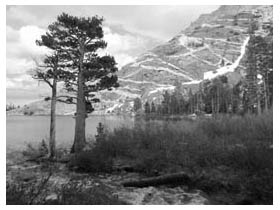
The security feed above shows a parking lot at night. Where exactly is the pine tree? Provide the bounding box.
[151,102,156,113]
[144,101,151,114]
[188,89,194,114]
[33,22,72,158]
[245,36,259,114]
[133,97,142,112]
[173,80,185,114]
[42,13,119,153]
[33,54,60,159]
[253,34,273,111]
[95,122,105,143]
[162,91,171,114]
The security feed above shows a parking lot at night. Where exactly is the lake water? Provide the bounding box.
[6,115,134,152]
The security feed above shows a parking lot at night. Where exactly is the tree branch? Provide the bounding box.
[32,75,53,89]
[42,77,53,88]
[56,95,77,99]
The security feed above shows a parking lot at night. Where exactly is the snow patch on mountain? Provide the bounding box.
[204,36,250,80]
[202,23,222,28]
[182,80,202,85]
[148,86,175,96]
[122,86,141,92]
[105,103,122,113]
[178,35,204,48]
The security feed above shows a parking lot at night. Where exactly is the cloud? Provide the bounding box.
[6,23,153,103]
[100,26,162,67]
[18,26,49,56]
[7,5,219,40]
[6,24,51,92]
[6,6,50,29]
[6,26,19,42]
[114,54,135,68]
[100,26,139,67]
[7,25,50,60]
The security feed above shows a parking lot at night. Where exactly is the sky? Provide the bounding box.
[6,5,219,106]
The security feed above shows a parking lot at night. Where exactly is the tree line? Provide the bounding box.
[6,103,20,111]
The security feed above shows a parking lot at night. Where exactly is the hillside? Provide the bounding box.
[116,5,272,103]
[8,5,273,115]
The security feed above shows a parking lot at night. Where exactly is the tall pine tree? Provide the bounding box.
[43,13,119,153]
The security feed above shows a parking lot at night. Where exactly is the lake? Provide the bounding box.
[6,115,134,152]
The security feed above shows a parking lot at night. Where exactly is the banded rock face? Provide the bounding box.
[101,5,272,114]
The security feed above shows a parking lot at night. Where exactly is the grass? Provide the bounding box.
[74,111,272,204]
[6,173,125,205]
[55,179,126,205]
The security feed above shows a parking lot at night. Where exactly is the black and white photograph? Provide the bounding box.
[4,2,275,205]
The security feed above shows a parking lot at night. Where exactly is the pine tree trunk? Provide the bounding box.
[49,75,57,159]
[72,71,86,153]
[72,47,86,153]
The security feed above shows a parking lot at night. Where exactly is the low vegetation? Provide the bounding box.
[6,170,124,205]
[70,111,272,204]
[7,111,272,204]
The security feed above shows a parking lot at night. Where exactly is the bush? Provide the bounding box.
[22,139,49,160]
[69,146,113,173]
[23,110,34,116]
[6,172,52,205]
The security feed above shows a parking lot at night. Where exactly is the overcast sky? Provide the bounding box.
[6,5,219,105]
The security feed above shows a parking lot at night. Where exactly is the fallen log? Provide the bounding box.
[122,172,191,188]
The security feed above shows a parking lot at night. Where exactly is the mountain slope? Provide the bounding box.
[112,5,272,107]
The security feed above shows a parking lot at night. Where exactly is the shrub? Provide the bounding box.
[6,172,52,205]
[22,139,49,160]
[23,110,34,116]
[68,142,113,173]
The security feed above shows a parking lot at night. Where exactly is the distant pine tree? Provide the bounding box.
[95,122,105,143]
[144,101,151,114]
[133,97,142,112]
[151,102,156,113]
